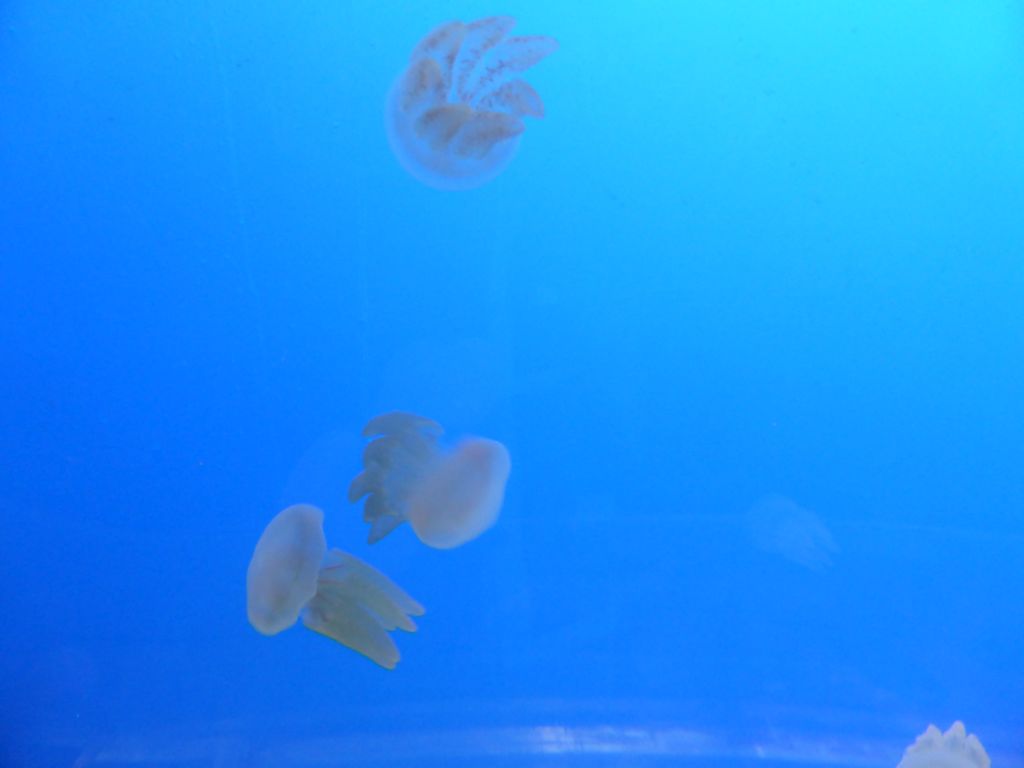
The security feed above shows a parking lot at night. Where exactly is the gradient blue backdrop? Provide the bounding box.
[1,1,1022,766]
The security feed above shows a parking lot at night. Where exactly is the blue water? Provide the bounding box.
[2,1,1022,766]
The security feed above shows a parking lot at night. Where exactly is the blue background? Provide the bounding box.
[1,1,1022,765]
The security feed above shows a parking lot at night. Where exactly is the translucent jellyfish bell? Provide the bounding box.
[898,722,991,768]
[406,437,510,549]
[246,503,325,636]
[349,412,511,548]
[246,504,424,669]
[385,16,558,190]
[744,494,839,572]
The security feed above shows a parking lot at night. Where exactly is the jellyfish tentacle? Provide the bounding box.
[303,592,401,670]
[362,431,437,472]
[325,550,425,617]
[318,550,424,632]
[415,103,475,151]
[409,20,466,84]
[362,411,443,439]
[397,57,447,116]
[477,79,545,118]
[466,35,559,105]
[351,413,444,543]
[453,16,517,102]
[347,467,380,503]
[452,111,525,159]
[367,512,404,544]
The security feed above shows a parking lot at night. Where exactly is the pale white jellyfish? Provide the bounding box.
[744,494,839,572]
[385,16,558,190]
[348,412,511,549]
[897,722,990,768]
[246,503,424,669]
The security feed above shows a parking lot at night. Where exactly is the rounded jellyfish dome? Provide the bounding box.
[406,438,511,549]
[246,503,326,635]
[385,16,557,190]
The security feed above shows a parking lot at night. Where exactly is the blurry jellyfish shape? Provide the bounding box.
[348,411,511,549]
[744,494,839,572]
[246,503,424,669]
[386,16,558,190]
[897,722,990,768]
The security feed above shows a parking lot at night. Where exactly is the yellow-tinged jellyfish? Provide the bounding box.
[246,503,424,669]
[348,411,511,549]
[385,16,558,190]
[898,722,990,768]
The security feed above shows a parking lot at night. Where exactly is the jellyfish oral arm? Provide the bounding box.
[348,412,444,544]
[301,549,425,670]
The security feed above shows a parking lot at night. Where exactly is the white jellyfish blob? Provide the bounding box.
[897,722,990,768]
[348,412,511,548]
[246,503,424,669]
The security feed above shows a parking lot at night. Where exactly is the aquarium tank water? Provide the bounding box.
[1,1,1022,766]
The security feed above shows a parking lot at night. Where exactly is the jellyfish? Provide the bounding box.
[897,722,990,768]
[246,503,424,669]
[385,16,558,190]
[348,411,511,549]
[744,494,839,572]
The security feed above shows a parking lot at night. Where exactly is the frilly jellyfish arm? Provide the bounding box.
[409,20,466,81]
[348,412,443,544]
[897,722,990,768]
[302,549,424,670]
[465,35,559,104]
[303,591,401,670]
[478,80,545,118]
[416,104,475,151]
[246,504,326,636]
[453,16,517,102]
[386,16,557,190]
[317,550,425,630]
[452,112,525,160]
[361,411,443,439]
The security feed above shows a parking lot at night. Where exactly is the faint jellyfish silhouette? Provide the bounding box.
[898,722,990,768]
[385,16,558,190]
[246,503,424,669]
[744,494,839,572]
[348,411,511,548]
